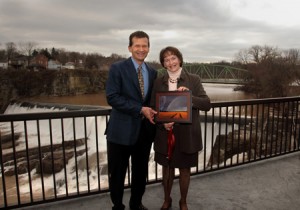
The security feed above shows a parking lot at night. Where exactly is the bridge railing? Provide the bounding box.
[0,97,299,209]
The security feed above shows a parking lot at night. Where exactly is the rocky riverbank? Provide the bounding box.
[0,69,108,113]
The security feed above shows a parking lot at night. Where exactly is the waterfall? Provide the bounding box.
[1,101,223,196]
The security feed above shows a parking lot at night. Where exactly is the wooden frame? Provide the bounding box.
[155,91,192,123]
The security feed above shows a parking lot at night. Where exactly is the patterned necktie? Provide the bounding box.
[137,65,144,98]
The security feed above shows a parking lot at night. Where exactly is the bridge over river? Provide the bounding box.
[158,63,249,84]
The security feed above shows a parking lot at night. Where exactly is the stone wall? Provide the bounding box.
[0,69,108,113]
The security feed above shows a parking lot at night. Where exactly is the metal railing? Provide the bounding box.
[0,97,299,209]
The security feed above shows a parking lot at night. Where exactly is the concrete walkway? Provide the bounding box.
[20,152,300,210]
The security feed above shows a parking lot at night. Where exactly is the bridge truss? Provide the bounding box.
[158,64,250,84]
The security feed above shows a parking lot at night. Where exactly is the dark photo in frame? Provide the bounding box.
[155,91,192,123]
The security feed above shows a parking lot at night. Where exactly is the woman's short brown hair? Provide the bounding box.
[159,46,183,67]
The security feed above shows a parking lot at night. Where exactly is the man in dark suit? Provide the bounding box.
[105,31,157,210]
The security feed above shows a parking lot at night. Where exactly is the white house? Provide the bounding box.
[48,59,62,70]
[62,62,75,70]
[0,62,8,70]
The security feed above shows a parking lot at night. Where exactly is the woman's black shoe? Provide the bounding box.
[160,198,172,210]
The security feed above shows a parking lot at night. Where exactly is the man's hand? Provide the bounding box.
[141,107,157,124]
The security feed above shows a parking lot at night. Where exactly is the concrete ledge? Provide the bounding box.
[19,151,300,210]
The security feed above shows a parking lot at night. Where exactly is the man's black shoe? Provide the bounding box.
[130,203,148,210]
[112,204,125,210]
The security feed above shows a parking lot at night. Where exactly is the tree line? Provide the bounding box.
[233,45,300,98]
[1,41,300,98]
[0,41,162,70]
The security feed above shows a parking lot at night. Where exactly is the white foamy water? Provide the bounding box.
[1,102,232,198]
[1,103,110,197]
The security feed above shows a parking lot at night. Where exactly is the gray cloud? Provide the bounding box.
[1,0,299,62]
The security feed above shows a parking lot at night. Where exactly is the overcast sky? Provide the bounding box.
[1,0,300,63]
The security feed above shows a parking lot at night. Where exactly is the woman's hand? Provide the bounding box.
[164,122,174,131]
[177,86,189,91]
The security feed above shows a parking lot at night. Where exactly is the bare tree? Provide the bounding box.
[56,48,68,65]
[18,41,38,56]
[6,42,17,62]
[248,45,279,64]
[282,48,300,85]
[261,45,279,61]
[234,45,299,98]
[18,41,38,66]
[282,48,300,65]
[234,49,251,64]
[0,49,6,61]
[248,45,262,63]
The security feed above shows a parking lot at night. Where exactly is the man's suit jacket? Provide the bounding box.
[105,57,157,145]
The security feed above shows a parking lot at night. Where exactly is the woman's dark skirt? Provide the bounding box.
[154,141,198,168]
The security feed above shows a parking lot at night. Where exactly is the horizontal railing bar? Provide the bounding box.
[0,109,111,121]
[1,96,299,209]
[212,96,300,106]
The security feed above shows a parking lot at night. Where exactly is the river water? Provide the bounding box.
[23,83,254,106]
[1,83,254,206]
